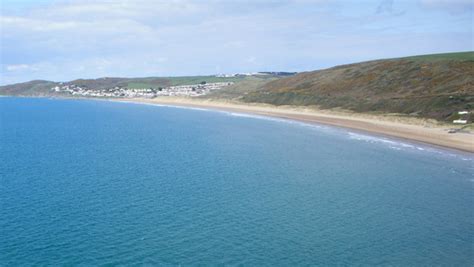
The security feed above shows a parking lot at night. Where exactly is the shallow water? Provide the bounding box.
[1,97,473,265]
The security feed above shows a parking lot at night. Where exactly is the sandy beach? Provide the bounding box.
[116,97,474,153]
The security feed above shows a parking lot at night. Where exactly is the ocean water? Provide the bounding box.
[0,97,473,266]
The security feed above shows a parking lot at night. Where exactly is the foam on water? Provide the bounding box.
[347,132,474,162]
[348,132,420,150]
[116,100,211,112]
[225,107,473,162]
[226,111,333,131]
[102,98,474,163]
[102,99,471,162]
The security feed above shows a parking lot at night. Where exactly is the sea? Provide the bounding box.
[1,97,473,266]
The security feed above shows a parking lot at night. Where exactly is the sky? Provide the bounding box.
[0,0,472,85]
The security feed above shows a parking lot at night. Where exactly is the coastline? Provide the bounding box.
[2,95,472,153]
[116,97,474,154]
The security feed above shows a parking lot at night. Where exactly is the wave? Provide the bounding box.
[227,111,473,162]
[226,111,332,131]
[108,99,473,161]
[116,100,211,112]
[347,132,474,162]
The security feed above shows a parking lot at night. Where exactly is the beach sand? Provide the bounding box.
[117,97,473,153]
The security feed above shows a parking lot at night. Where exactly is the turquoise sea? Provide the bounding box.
[1,97,473,265]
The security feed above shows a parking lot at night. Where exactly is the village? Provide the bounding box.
[51,81,234,98]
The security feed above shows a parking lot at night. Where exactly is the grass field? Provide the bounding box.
[126,76,246,88]
[202,76,278,100]
[166,76,245,86]
[400,51,474,61]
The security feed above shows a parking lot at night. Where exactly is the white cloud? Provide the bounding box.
[6,64,38,71]
[26,0,207,26]
[0,0,472,84]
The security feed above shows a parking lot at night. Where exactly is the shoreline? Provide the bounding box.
[116,97,473,154]
[3,95,473,153]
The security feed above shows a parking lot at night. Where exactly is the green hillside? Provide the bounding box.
[0,76,248,95]
[69,76,245,89]
[1,52,472,122]
[400,51,474,61]
[240,52,474,121]
[0,80,59,96]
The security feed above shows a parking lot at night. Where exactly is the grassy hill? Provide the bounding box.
[0,73,290,97]
[201,76,279,99]
[1,52,472,122]
[240,52,473,121]
[0,80,59,96]
[0,76,251,96]
[70,76,248,90]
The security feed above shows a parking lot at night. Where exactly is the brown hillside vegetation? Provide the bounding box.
[241,52,474,121]
[0,80,58,96]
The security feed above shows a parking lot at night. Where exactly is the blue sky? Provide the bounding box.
[1,0,472,85]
